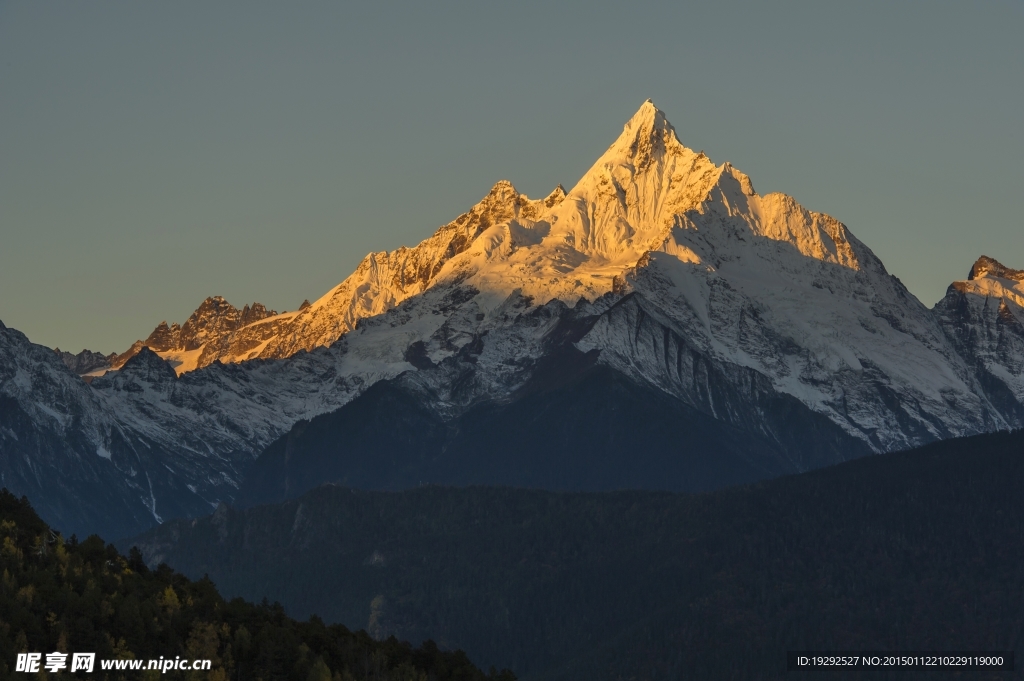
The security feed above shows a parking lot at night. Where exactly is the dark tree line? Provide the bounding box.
[133,430,1024,680]
[0,489,514,681]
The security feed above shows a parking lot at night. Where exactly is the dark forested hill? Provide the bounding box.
[129,430,1024,680]
[0,490,511,681]
[236,350,870,509]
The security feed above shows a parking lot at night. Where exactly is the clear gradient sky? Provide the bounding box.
[1,1,1022,353]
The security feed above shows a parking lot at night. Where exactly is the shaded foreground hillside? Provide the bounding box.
[0,490,511,681]
[131,431,1024,680]
[236,345,870,509]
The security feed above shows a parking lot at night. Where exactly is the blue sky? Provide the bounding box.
[1,0,1022,352]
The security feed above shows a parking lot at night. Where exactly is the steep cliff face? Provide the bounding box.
[934,256,1024,424]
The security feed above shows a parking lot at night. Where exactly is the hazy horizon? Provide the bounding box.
[2,1,1022,352]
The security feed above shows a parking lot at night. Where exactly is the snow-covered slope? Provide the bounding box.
[115,184,568,374]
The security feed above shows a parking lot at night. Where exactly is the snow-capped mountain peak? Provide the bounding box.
[603,98,678,167]
[87,102,1018,458]
[101,347,177,386]
[550,100,722,262]
[104,101,866,374]
[952,256,1024,309]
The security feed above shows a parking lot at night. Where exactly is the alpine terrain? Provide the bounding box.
[2,101,1023,537]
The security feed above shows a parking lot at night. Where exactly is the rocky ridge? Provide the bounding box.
[55,348,116,376]
[111,297,281,374]
[115,183,567,375]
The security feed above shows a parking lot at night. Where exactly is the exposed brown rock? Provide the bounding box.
[968,256,1024,282]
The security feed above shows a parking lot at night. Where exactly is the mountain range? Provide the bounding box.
[3,100,1024,539]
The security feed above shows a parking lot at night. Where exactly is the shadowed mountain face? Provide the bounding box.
[0,322,368,539]
[0,331,242,540]
[236,337,871,508]
[129,429,1024,680]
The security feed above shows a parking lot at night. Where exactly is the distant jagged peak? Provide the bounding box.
[144,321,181,352]
[110,295,278,372]
[446,179,560,231]
[100,346,177,386]
[544,184,567,207]
[174,296,238,326]
[239,302,278,326]
[179,296,277,350]
[968,256,1024,283]
[179,296,277,326]
[944,254,1024,314]
[484,179,520,202]
[948,255,1024,311]
[54,347,116,375]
